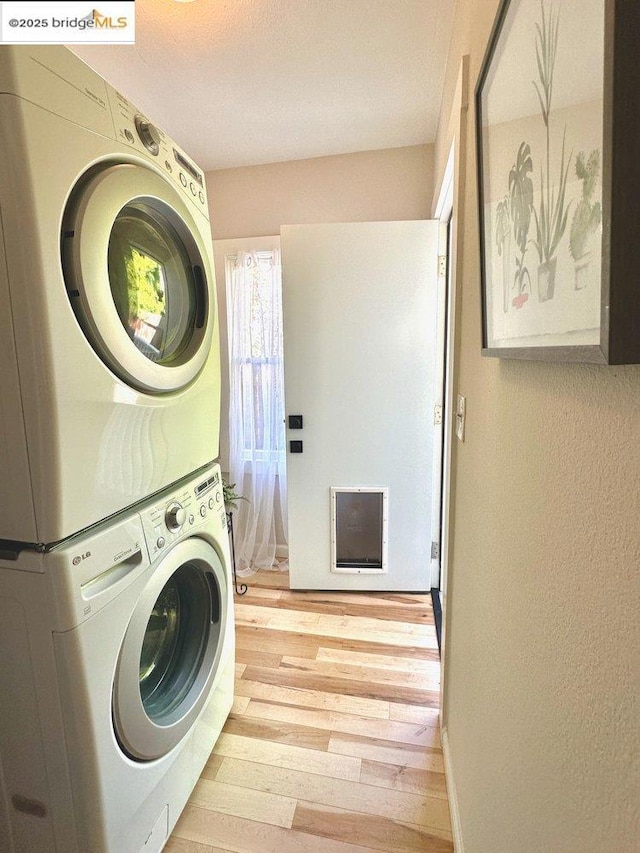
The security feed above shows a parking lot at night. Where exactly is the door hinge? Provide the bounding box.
[433,404,443,425]
[431,541,440,560]
[438,255,447,277]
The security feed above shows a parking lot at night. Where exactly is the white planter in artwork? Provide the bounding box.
[574,250,592,290]
[537,257,557,302]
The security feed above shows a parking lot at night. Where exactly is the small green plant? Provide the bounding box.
[533,129,572,267]
[495,194,512,313]
[495,196,511,258]
[531,2,572,268]
[508,141,534,307]
[569,149,602,260]
[222,479,247,510]
[532,0,559,132]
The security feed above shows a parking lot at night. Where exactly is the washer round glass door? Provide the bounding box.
[113,538,228,761]
[62,162,214,394]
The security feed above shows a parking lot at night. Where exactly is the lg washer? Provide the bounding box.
[0,46,222,545]
[0,463,234,853]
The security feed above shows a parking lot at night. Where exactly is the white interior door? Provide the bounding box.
[281,222,440,591]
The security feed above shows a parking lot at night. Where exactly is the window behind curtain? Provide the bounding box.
[226,250,286,464]
[225,249,287,571]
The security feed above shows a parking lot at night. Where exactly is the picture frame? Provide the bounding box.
[475,0,640,363]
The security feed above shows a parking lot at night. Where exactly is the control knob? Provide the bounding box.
[165,502,186,532]
[134,115,161,156]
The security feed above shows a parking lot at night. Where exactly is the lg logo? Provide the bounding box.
[72,551,91,566]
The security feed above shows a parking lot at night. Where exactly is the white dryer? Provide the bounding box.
[0,463,234,853]
[0,46,221,545]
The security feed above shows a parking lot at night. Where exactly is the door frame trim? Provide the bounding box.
[432,54,470,727]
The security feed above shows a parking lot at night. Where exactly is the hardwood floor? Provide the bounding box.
[166,572,452,853]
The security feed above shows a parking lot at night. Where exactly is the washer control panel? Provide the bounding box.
[165,502,186,532]
[140,469,226,559]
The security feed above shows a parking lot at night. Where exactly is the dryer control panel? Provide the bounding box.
[106,83,209,217]
[140,468,227,560]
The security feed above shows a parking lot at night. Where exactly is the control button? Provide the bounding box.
[164,160,173,173]
[188,513,195,525]
[156,536,165,549]
[198,191,205,204]
[134,115,161,156]
[208,497,215,509]
[189,182,197,196]
[199,505,207,518]
[124,129,135,143]
[215,492,222,503]
[179,172,187,187]
[165,502,186,532]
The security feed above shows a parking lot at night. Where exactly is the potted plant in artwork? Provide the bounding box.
[508,141,534,310]
[569,149,601,290]
[495,195,511,313]
[532,2,572,302]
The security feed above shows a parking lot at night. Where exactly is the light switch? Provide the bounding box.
[456,394,466,442]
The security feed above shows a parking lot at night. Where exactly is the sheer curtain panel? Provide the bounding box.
[226,250,287,574]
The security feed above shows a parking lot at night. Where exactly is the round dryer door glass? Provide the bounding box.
[108,203,198,365]
[62,162,214,394]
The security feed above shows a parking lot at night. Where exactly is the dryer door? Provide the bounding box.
[113,537,228,760]
[62,162,214,394]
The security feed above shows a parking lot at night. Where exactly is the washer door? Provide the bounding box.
[112,538,228,761]
[62,162,214,394]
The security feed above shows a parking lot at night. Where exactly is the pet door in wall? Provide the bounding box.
[330,487,388,574]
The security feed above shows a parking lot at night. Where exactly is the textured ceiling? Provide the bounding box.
[72,0,456,172]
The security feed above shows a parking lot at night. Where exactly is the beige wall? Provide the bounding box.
[435,2,639,852]
[206,145,434,239]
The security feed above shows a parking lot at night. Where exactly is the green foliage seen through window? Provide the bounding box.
[125,247,165,317]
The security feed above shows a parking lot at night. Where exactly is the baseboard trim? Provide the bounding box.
[442,726,465,852]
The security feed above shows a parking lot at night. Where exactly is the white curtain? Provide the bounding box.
[226,250,288,574]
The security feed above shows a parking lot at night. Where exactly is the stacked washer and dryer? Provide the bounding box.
[0,47,234,853]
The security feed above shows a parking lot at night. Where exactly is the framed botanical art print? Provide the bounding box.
[476,0,640,363]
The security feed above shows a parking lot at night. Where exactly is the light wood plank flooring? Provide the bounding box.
[167,572,452,853]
